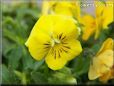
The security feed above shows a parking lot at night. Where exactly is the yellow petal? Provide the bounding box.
[88,62,101,80]
[88,50,113,80]
[99,71,112,83]
[81,15,96,40]
[94,19,102,39]
[52,15,80,39]
[53,2,74,16]
[45,48,67,70]
[97,38,114,55]
[64,39,82,61]
[25,30,51,60]
[95,1,105,18]
[42,1,50,15]
[42,1,56,15]
[32,15,80,39]
[95,16,102,39]
[81,15,96,28]
[102,1,113,28]
[30,15,53,36]
[99,63,114,83]
[97,50,113,69]
[82,27,95,41]
[72,1,81,21]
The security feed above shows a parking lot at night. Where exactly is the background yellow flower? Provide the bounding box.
[88,38,114,82]
[81,14,96,41]
[81,0,113,40]
[42,0,81,21]
[95,0,113,39]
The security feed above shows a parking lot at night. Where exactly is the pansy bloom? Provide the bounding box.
[88,38,114,83]
[42,0,80,20]
[95,0,113,39]
[25,15,82,70]
[81,0,113,40]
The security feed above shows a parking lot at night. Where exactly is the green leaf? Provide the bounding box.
[2,17,25,44]
[22,47,35,70]
[3,28,19,44]
[1,64,19,84]
[72,56,91,77]
[58,66,72,75]
[7,46,23,69]
[2,38,16,57]
[33,60,44,71]
[48,72,77,84]
[14,70,27,85]
[1,64,11,84]
[31,71,47,84]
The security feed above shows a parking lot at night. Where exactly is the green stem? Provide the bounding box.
[21,72,27,85]
[14,70,27,85]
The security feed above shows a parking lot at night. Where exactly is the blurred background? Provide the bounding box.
[1,0,114,85]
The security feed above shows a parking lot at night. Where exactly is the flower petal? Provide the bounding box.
[45,48,67,70]
[30,15,54,36]
[99,69,113,83]
[52,15,80,39]
[31,15,80,39]
[81,15,96,40]
[64,39,82,61]
[88,63,101,80]
[53,2,74,16]
[97,50,113,69]
[102,1,113,29]
[97,38,113,55]
[88,50,113,80]
[25,30,51,60]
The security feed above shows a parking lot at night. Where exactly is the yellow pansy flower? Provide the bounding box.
[81,0,113,40]
[25,15,82,70]
[88,38,114,82]
[81,14,96,41]
[42,0,80,20]
[95,0,113,39]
